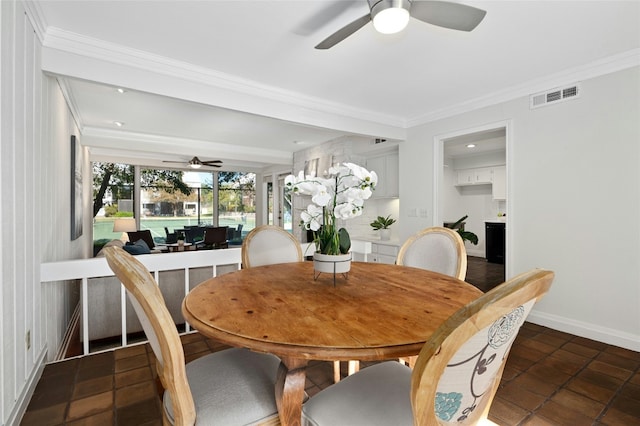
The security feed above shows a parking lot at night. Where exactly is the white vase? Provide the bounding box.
[313,252,352,275]
[380,229,391,241]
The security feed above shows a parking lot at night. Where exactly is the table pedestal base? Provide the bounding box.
[275,358,308,426]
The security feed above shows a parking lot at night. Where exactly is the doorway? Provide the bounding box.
[433,121,511,281]
[264,172,293,231]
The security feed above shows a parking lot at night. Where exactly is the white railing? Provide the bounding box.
[41,243,316,356]
[42,249,245,355]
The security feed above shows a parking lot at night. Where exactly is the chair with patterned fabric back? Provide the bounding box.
[301,269,554,426]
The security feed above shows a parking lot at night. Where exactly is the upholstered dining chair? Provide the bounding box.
[396,226,468,281]
[241,225,303,268]
[301,268,554,426]
[203,226,229,249]
[103,246,281,426]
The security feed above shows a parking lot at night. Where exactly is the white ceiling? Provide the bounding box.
[31,1,639,171]
[443,128,505,159]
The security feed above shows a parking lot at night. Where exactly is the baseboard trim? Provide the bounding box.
[56,302,81,361]
[6,348,47,426]
[466,248,485,258]
[527,310,640,352]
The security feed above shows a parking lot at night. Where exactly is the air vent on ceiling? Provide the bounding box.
[530,83,580,109]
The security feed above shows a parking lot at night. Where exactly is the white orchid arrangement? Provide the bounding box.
[285,162,377,255]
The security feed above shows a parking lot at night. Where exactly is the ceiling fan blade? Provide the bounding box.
[410,1,486,32]
[315,14,371,49]
[162,157,222,168]
[295,1,362,36]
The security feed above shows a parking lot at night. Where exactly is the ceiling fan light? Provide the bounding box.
[188,157,203,169]
[372,7,410,34]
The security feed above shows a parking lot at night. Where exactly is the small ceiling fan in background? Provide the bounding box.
[315,0,486,49]
[163,156,223,169]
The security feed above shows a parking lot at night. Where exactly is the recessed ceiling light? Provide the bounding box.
[114,121,124,127]
[116,88,126,94]
[293,141,307,145]
[466,144,476,148]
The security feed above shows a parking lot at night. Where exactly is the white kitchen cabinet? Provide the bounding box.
[475,167,493,184]
[456,169,475,185]
[370,243,399,264]
[367,152,399,198]
[456,167,493,186]
[492,166,506,200]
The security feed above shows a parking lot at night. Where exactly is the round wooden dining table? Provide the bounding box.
[182,261,482,426]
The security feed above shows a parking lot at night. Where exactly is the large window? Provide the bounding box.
[218,172,255,243]
[92,163,256,247]
[139,171,215,243]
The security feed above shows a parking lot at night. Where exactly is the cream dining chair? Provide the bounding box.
[301,269,554,426]
[397,226,468,281]
[339,227,468,382]
[241,225,355,382]
[395,226,469,368]
[103,246,281,426]
[241,225,303,268]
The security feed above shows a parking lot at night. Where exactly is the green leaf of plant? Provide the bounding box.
[338,228,351,254]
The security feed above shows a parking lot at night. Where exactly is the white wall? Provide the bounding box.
[400,66,640,351]
[1,2,88,423]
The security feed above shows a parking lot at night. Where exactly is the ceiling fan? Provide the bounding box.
[163,156,223,169]
[315,0,486,49]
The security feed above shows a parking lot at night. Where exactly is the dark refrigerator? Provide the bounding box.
[485,222,505,264]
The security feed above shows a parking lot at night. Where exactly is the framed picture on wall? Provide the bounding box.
[304,158,319,177]
[70,135,83,240]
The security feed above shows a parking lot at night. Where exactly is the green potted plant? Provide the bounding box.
[286,163,378,275]
[446,215,479,245]
[370,215,396,240]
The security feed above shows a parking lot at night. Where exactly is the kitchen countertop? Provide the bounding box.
[485,217,507,224]
[350,235,402,246]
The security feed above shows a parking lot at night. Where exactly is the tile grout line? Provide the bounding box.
[516,329,603,425]
[593,356,640,424]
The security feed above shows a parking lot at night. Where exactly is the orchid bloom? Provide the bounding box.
[287,161,377,254]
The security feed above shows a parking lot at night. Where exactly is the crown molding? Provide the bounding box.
[37,20,638,133]
[87,147,269,173]
[42,27,406,129]
[82,127,293,164]
[23,1,47,43]
[56,77,83,132]
[408,49,640,127]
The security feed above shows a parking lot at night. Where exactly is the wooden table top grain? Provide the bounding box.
[183,261,481,360]
[182,261,482,426]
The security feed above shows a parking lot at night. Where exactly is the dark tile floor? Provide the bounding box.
[466,255,505,292]
[21,258,640,425]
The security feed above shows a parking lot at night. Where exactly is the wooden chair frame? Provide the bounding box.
[396,226,468,281]
[410,269,554,424]
[301,269,553,426]
[104,246,197,425]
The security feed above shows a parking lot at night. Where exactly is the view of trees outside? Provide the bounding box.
[93,162,256,246]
